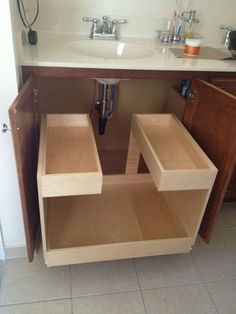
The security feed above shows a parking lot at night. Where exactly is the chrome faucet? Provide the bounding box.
[220,25,233,47]
[83,16,127,40]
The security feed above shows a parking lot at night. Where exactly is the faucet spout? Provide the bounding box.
[100,16,110,34]
[83,15,127,40]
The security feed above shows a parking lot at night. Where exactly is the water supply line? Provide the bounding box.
[95,82,116,135]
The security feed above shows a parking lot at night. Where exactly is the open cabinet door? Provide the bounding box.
[183,78,236,241]
[210,77,236,201]
[9,76,39,261]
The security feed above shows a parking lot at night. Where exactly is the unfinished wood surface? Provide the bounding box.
[125,132,140,174]
[46,177,189,248]
[43,175,193,265]
[163,190,209,240]
[37,114,102,197]
[46,238,191,266]
[131,114,217,191]
[46,127,97,174]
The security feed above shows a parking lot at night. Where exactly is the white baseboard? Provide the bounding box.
[5,246,27,259]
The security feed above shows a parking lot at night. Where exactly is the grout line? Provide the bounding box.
[190,252,219,314]
[0,290,143,308]
[133,259,148,314]
[204,284,220,314]
[203,277,236,284]
[71,289,140,299]
[139,281,207,292]
[69,265,73,314]
[0,297,72,308]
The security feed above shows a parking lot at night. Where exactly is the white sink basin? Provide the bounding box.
[66,40,155,60]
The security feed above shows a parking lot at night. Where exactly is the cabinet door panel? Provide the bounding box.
[9,76,39,261]
[210,77,236,200]
[183,78,236,241]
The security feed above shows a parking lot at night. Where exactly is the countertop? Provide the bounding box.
[17,32,236,72]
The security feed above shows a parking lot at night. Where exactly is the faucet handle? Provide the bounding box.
[112,19,127,25]
[83,17,98,23]
[111,19,127,33]
[83,17,99,38]
[111,19,127,39]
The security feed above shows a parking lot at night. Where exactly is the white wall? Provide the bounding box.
[19,0,236,44]
[0,0,26,252]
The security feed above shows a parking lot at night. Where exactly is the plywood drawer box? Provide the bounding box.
[37,114,102,197]
[43,174,202,266]
[130,114,217,191]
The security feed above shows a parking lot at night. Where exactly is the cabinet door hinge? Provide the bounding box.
[33,88,39,104]
[186,89,197,102]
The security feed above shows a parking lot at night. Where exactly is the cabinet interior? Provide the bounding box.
[34,76,217,267]
[36,77,178,174]
[44,179,208,251]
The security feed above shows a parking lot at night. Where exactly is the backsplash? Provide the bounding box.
[14,0,236,45]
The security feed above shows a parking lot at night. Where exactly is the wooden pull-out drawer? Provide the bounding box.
[131,114,217,191]
[44,174,199,266]
[37,114,102,197]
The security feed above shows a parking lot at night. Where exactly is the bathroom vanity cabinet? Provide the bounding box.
[9,67,236,263]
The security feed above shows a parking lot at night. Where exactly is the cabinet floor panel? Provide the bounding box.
[46,182,189,250]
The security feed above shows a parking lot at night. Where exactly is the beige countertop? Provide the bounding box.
[17,32,236,72]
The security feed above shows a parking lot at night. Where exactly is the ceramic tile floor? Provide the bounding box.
[0,202,235,314]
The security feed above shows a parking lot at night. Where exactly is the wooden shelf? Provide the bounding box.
[44,174,197,266]
[131,114,217,191]
[37,114,102,197]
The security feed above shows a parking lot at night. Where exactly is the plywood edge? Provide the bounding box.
[46,113,89,127]
[125,131,140,175]
[131,117,163,189]
[87,114,102,174]
[159,168,218,191]
[46,237,192,266]
[131,116,166,172]
[103,174,153,185]
[37,114,47,177]
[37,115,47,194]
[133,113,172,126]
[41,172,102,197]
